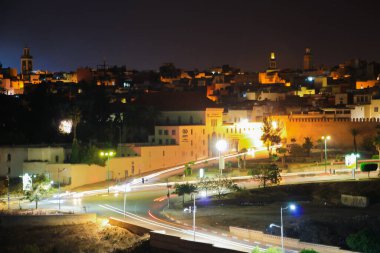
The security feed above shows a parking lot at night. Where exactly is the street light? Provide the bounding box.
[57,168,66,211]
[100,151,116,194]
[321,136,331,173]
[354,153,360,179]
[215,139,227,175]
[191,192,198,241]
[270,203,297,253]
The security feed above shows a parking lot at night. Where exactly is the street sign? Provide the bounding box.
[22,173,32,191]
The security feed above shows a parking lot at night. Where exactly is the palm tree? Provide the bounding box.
[69,106,81,144]
[351,128,359,153]
[373,127,380,175]
[302,137,313,157]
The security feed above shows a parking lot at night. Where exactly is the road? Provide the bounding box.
[18,148,377,253]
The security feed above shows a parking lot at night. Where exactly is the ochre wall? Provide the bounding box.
[283,118,379,150]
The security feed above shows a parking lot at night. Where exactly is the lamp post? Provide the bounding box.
[123,183,130,218]
[270,204,296,253]
[100,151,116,194]
[191,192,197,241]
[321,136,331,173]
[215,140,227,175]
[166,178,171,209]
[354,153,360,179]
[57,168,66,211]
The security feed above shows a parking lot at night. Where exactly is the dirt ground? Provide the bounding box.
[0,219,149,253]
[165,179,380,249]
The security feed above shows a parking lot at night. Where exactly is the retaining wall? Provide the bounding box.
[109,217,151,236]
[230,226,356,253]
[0,213,96,227]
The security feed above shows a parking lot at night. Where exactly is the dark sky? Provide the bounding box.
[1,0,379,72]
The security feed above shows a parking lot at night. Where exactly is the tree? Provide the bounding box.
[24,174,52,209]
[197,177,213,197]
[300,250,319,253]
[249,164,282,188]
[346,229,380,253]
[211,176,240,199]
[302,137,313,156]
[69,106,81,144]
[372,126,380,174]
[184,161,194,177]
[173,182,197,206]
[261,117,283,157]
[360,163,378,178]
[276,147,287,166]
[290,144,305,158]
[351,128,359,153]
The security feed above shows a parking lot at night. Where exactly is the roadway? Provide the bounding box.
[19,148,378,253]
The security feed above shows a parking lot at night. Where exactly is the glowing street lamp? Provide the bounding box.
[270,203,297,253]
[100,151,116,194]
[215,140,227,175]
[321,136,331,173]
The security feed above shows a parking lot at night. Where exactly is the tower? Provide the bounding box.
[269,52,277,70]
[20,47,33,74]
[303,48,312,70]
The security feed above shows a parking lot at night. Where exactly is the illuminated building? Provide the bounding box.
[269,52,277,70]
[303,48,312,70]
[21,47,33,74]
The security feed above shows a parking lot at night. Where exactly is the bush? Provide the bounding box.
[346,229,380,253]
[360,163,378,172]
[300,249,319,253]
[371,154,379,159]
[360,163,378,177]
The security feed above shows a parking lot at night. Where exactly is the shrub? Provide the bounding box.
[300,249,319,253]
[360,163,378,178]
[346,229,380,253]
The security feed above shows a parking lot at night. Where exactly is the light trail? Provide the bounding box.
[99,204,269,253]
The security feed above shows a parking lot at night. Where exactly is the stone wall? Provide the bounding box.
[280,116,379,150]
[229,226,356,253]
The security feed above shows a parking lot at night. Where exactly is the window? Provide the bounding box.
[131,162,135,175]
[158,129,163,135]
[8,167,11,174]
[55,155,59,163]
[159,139,162,145]
[211,119,217,127]
[163,151,165,156]
[203,129,205,134]
[165,139,169,144]
[7,154,11,162]
[172,130,176,135]
[375,107,379,112]
[226,128,229,133]
[171,139,176,144]
[191,129,193,135]
[166,117,170,124]
[190,116,193,124]
[164,130,169,135]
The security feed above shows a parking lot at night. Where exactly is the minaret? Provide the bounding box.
[269,52,277,70]
[21,47,33,74]
[303,48,312,70]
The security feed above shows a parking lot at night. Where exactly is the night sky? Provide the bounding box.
[1,0,379,72]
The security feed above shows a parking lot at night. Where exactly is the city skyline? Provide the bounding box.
[1,0,380,72]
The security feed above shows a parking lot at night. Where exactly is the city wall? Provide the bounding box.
[280,117,379,150]
[229,226,356,253]
[0,213,96,227]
